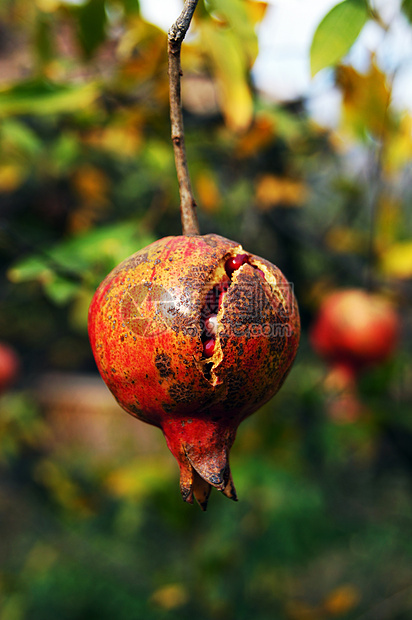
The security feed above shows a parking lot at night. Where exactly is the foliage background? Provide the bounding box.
[1,0,412,618]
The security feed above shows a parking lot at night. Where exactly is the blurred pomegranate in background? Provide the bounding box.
[0,342,20,394]
[310,289,400,373]
[310,289,401,423]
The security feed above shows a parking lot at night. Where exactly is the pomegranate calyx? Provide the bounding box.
[163,415,238,510]
[181,447,238,510]
[177,457,237,511]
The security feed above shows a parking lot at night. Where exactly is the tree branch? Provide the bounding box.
[168,0,200,236]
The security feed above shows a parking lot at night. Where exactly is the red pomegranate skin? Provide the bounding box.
[88,233,300,508]
[310,289,400,371]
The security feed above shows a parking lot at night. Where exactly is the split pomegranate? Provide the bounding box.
[310,289,400,373]
[88,234,300,509]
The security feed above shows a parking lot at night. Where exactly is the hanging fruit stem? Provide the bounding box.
[168,0,200,236]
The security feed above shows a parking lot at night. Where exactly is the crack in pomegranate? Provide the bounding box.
[200,253,267,369]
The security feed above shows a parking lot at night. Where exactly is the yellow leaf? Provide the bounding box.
[35,0,60,12]
[150,584,188,610]
[84,117,142,157]
[337,60,393,139]
[255,174,307,210]
[380,241,412,279]
[383,113,412,174]
[195,170,221,213]
[201,22,253,132]
[0,164,24,192]
[325,227,366,254]
[105,456,173,499]
[245,1,268,25]
[322,584,360,615]
[375,195,402,246]
[236,114,275,158]
[72,165,109,205]
[117,18,168,95]
[100,125,141,155]
[205,0,260,65]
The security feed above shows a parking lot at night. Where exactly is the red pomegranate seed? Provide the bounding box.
[203,338,215,357]
[225,254,249,278]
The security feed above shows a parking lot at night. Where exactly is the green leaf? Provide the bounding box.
[310,0,369,76]
[402,0,412,22]
[0,119,42,156]
[47,222,154,271]
[205,0,259,65]
[50,134,81,174]
[43,275,80,305]
[76,0,108,58]
[8,221,155,304]
[8,256,52,284]
[0,79,98,117]
[35,12,53,66]
[120,0,140,15]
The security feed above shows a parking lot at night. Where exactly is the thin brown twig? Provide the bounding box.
[168,0,200,236]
